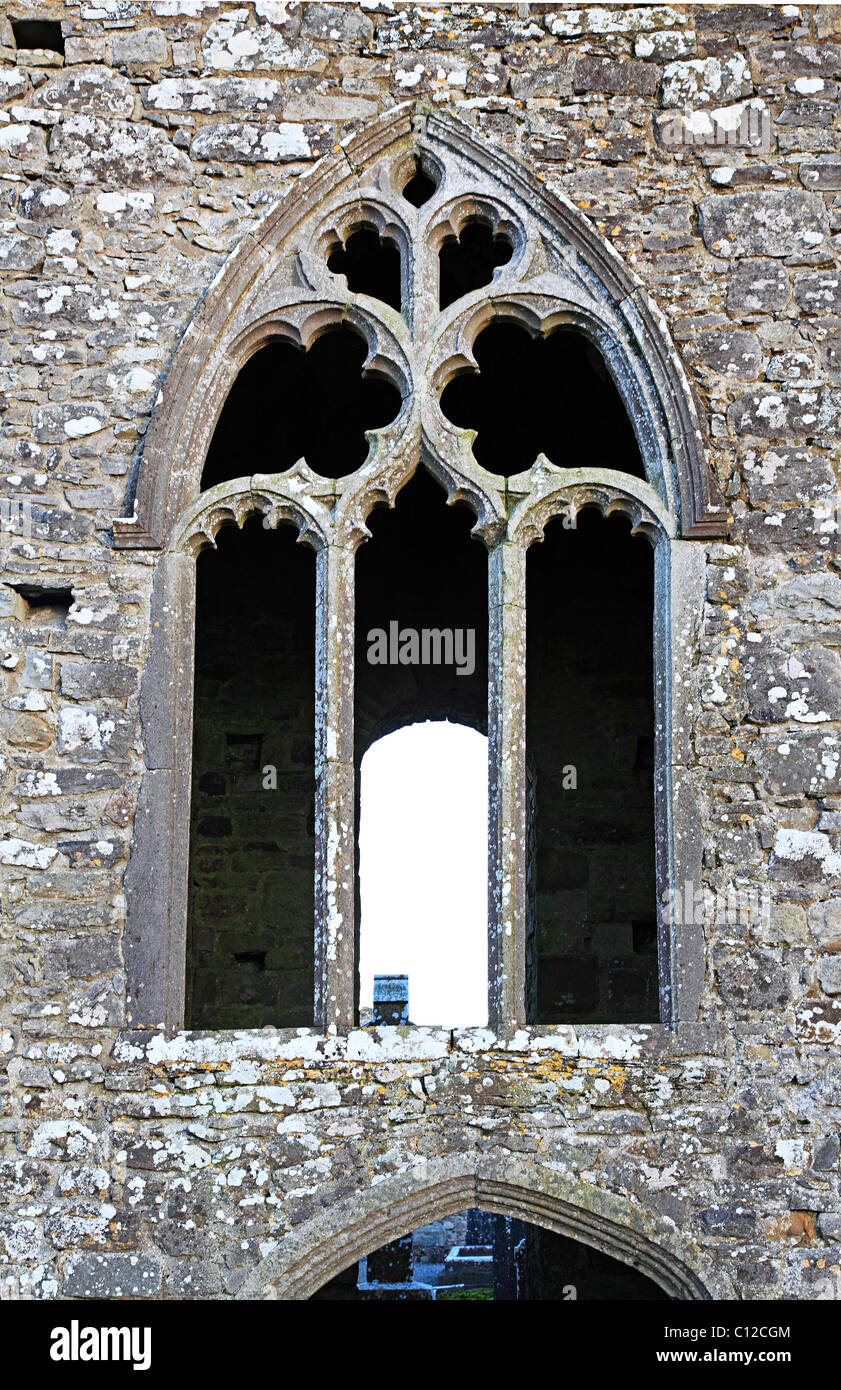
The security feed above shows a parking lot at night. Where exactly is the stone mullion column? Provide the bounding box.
[314,538,356,1033]
[126,549,196,1035]
[488,537,528,1034]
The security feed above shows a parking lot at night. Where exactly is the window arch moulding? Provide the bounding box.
[114,106,725,551]
[120,106,719,1039]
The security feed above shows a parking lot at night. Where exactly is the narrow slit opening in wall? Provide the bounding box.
[439,219,513,310]
[354,467,489,1028]
[185,516,316,1030]
[200,330,402,489]
[526,507,658,1025]
[310,1209,669,1300]
[327,224,402,312]
[440,324,645,478]
[11,18,64,54]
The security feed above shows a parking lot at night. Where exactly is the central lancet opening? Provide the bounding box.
[354,467,490,1028]
[358,722,489,1029]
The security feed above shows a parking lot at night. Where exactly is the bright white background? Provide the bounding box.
[358,721,489,1027]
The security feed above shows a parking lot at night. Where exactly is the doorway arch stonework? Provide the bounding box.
[243,1154,730,1301]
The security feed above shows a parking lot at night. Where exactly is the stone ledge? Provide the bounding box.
[112,1021,728,1067]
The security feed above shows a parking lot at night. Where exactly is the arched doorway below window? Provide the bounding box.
[310,1208,670,1300]
[358,722,488,1029]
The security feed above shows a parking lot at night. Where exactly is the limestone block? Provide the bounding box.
[50,116,193,186]
[201,9,325,73]
[143,75,284,112]
[60,660,137,701]
[109,27,169,69]
[699,191,829,259]
[63,1253,161,1298]
[35,65,136,117]
[189,120,329,162]
[572,56,659,95]
[661,55,752,107]
[818,956,841,994]
[727,259,790,313]
[794,271,841,314]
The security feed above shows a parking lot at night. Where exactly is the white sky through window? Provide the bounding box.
[359,721,489,1027]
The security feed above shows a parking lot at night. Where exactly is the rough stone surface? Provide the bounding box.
[699,191,831,259]
[0,1,840,1306]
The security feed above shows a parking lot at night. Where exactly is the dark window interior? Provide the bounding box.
[439,219,513,310]
[440,324,645,477]
[526,508,657,1025]
[354,468,488,1020]
[11,18,64,53]
[312,1208,669,1300]
[201,331,402,488]
[402,158,438,208]
[8,584,73,628]
[327,225,402,312]
[185,516,316,1030]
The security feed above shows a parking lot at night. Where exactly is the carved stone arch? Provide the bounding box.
[152,300,411,533]
[171,474,331,558]
[240,1154,730,1301]
[506,477,693,1025]
[114,104,723,553]
[509,467,676,550]
[424,109,722,537]
[335,444,506,554]
[427,294,683,523]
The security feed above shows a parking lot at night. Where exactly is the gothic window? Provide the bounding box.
[119,112,723,1037]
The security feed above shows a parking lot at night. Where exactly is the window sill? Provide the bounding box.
[114,1021,723,1067]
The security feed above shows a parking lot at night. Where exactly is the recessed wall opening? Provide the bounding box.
[354,467,489,1026]
[439,219,513,310]
[311,1208,670,1300]
[11,18,65,54]
[402,157,438,208]
[526,508,657,1025]
[358,722,488,1029]
[185,515,316,1030]
[200,330,402,489]
[440,324,645,477]
[8,583,73,628]
[327,224,402,312]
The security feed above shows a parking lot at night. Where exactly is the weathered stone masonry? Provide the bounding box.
[1,1,841,1300]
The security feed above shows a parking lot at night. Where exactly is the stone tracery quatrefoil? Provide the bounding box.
[439,319,646,478]
[201,326,403,487]
[120,110,726,554]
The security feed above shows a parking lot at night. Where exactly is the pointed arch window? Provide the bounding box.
[118,111,724,1038]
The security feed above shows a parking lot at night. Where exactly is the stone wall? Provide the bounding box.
[1,1,841,1301]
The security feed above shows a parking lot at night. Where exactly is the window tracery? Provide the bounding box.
[119,110,722,1037]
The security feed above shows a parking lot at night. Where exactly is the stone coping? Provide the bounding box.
[113,1021,728,1067]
